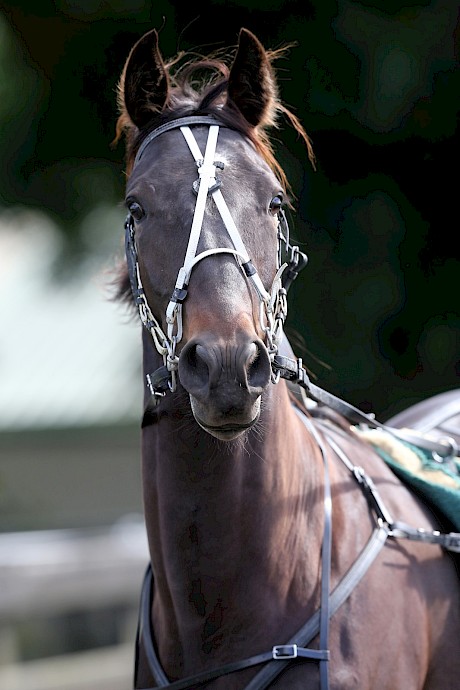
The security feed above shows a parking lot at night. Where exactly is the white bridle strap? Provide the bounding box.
[180,125,220,277]
[185,247,250,274]
[165,125,221,338]
[169,124,271,307]
[211,189,270,302]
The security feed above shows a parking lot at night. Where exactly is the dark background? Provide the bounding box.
[0,0,458,419]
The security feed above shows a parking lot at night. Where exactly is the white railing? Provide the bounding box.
[0,517,150,690]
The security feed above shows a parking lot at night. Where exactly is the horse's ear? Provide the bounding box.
[227,28,277,128]
[119,29,169,129]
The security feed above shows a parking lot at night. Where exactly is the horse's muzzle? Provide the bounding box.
[178,335,272,439]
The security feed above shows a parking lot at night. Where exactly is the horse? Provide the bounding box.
[113,27,460,690]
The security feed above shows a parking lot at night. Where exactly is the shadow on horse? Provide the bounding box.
[113,27,460,690]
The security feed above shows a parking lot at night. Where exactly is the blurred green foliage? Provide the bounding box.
[0,0,457,416]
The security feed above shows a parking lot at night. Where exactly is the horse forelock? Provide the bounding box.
[115,45,314,179]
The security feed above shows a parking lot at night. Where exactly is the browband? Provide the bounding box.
[134,115,228,166]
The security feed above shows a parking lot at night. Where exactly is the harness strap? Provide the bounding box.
[136,529,390,690]
[297,412,332,690]
[138,633,329,690]
[136,566,169,686]
[320,420,460,553]
[244,526,390,690]
[273,354,460,461]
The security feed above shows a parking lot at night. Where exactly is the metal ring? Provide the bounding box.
[432,436,458,463]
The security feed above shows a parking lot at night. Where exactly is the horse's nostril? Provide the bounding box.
[247,349,260,385]
[184,344,209,386]
[194,345,210,379]
[247,341,271,390]
[179,337,271,397]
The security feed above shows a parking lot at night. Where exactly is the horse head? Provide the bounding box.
[117,29,311,440]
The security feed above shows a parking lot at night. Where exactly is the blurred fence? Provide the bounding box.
[0,519,149,690]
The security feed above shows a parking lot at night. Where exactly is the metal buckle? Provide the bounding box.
[272,644,298,659]
[145,373,168,398]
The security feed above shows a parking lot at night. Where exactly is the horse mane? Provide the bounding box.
[114,42,315,185]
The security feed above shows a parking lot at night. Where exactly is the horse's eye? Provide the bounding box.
[269,194,284,216]
[127,199,145,222]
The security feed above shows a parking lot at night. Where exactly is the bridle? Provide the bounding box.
[125,115,307,403]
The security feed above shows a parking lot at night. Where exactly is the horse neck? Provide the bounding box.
[141,371,326,668]
[142,381,324,553]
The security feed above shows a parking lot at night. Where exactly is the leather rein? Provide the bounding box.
[127,116,460,690]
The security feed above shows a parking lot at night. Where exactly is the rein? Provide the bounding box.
[272,354,460,462]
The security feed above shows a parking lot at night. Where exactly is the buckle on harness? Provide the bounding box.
[146,366,171,401]
[272,644,298,659]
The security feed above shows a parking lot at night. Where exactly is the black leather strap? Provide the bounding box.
[134,115,228,166]
[244,525,389,690]
[138,642,328,690]
[273,355,460,460]
[136,526,390,690]
[137,566,169,686]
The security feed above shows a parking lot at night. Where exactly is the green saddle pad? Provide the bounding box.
[355,428,460,532]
